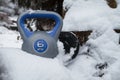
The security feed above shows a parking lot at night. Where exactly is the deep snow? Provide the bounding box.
[0,26,120,80]
[0,28,120,80]
[0,0,120,80]
[0,48,72,80]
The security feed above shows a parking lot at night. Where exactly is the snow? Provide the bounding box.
[65,28,120,80]
[0,27,22,48]
[62,0,120,31]
[0,48,72,80]
[0,26,120,80]
[0,0,120,80]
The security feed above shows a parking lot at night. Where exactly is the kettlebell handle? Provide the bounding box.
[17,10,63,41]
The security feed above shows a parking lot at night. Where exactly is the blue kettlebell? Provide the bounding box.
[17,10,63,58]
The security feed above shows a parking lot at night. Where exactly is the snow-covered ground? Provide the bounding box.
[0,0,120,80]
[0,27,22,48]
[0,26,120,80]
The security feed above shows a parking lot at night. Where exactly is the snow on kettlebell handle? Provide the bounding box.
[17,10,63,58]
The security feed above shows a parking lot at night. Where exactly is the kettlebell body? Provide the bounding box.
[17,10,63,58]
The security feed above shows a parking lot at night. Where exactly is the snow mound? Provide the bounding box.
[63,0,120,31]
[0,48,107,80]
[64,29,120,80]
[0,48,72,80]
